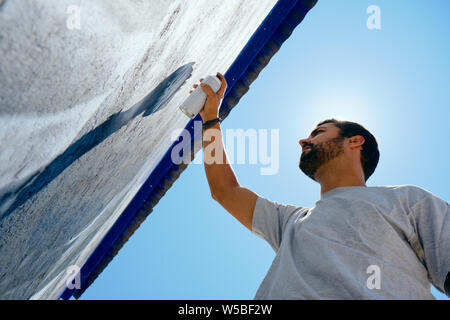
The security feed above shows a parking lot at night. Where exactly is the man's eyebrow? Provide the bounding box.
[310,127,326,137]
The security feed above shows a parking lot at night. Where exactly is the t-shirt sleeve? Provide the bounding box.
[410,192,450,296]
[251,196,306,252]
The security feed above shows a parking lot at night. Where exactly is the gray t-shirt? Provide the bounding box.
[251,185,449,299]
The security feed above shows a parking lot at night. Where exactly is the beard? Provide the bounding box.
[299,137,345,181]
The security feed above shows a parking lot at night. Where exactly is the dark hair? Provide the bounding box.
[316,119,380,182]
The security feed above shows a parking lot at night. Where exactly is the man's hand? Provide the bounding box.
[189,72,228,123]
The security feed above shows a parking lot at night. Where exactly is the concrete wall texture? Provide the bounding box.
[0,0,278,299]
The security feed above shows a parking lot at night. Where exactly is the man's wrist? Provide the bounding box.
[202,113,219,123]
[202,117,221,130]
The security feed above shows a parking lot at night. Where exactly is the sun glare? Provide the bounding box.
[301,90,378,132]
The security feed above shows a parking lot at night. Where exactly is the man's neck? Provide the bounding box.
[315,159,366,195]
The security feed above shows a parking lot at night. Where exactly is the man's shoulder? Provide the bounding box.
[374,184,428,193]
[372,184,437,202]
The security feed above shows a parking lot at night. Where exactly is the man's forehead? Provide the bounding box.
[310,122,337,134]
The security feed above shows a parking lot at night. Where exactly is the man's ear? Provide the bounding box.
[348,135,365,150]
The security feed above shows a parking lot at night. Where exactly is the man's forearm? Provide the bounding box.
[194,74,257,230]
[202,122,239,198]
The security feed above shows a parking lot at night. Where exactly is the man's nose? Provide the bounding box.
[299,138,311,148]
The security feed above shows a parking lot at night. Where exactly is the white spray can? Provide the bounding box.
[179,75,222,118]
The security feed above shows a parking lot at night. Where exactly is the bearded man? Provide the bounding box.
[190,73,449,299]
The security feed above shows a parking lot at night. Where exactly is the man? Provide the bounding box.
[189,73,449,299]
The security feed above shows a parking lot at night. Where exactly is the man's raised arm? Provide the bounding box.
[189,72,258,230]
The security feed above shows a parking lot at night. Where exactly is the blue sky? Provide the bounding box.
[80,1,449,300]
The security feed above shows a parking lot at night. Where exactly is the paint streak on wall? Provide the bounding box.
[0,0,278,299]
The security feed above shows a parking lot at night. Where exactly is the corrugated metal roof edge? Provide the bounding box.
[60,0,318,300]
